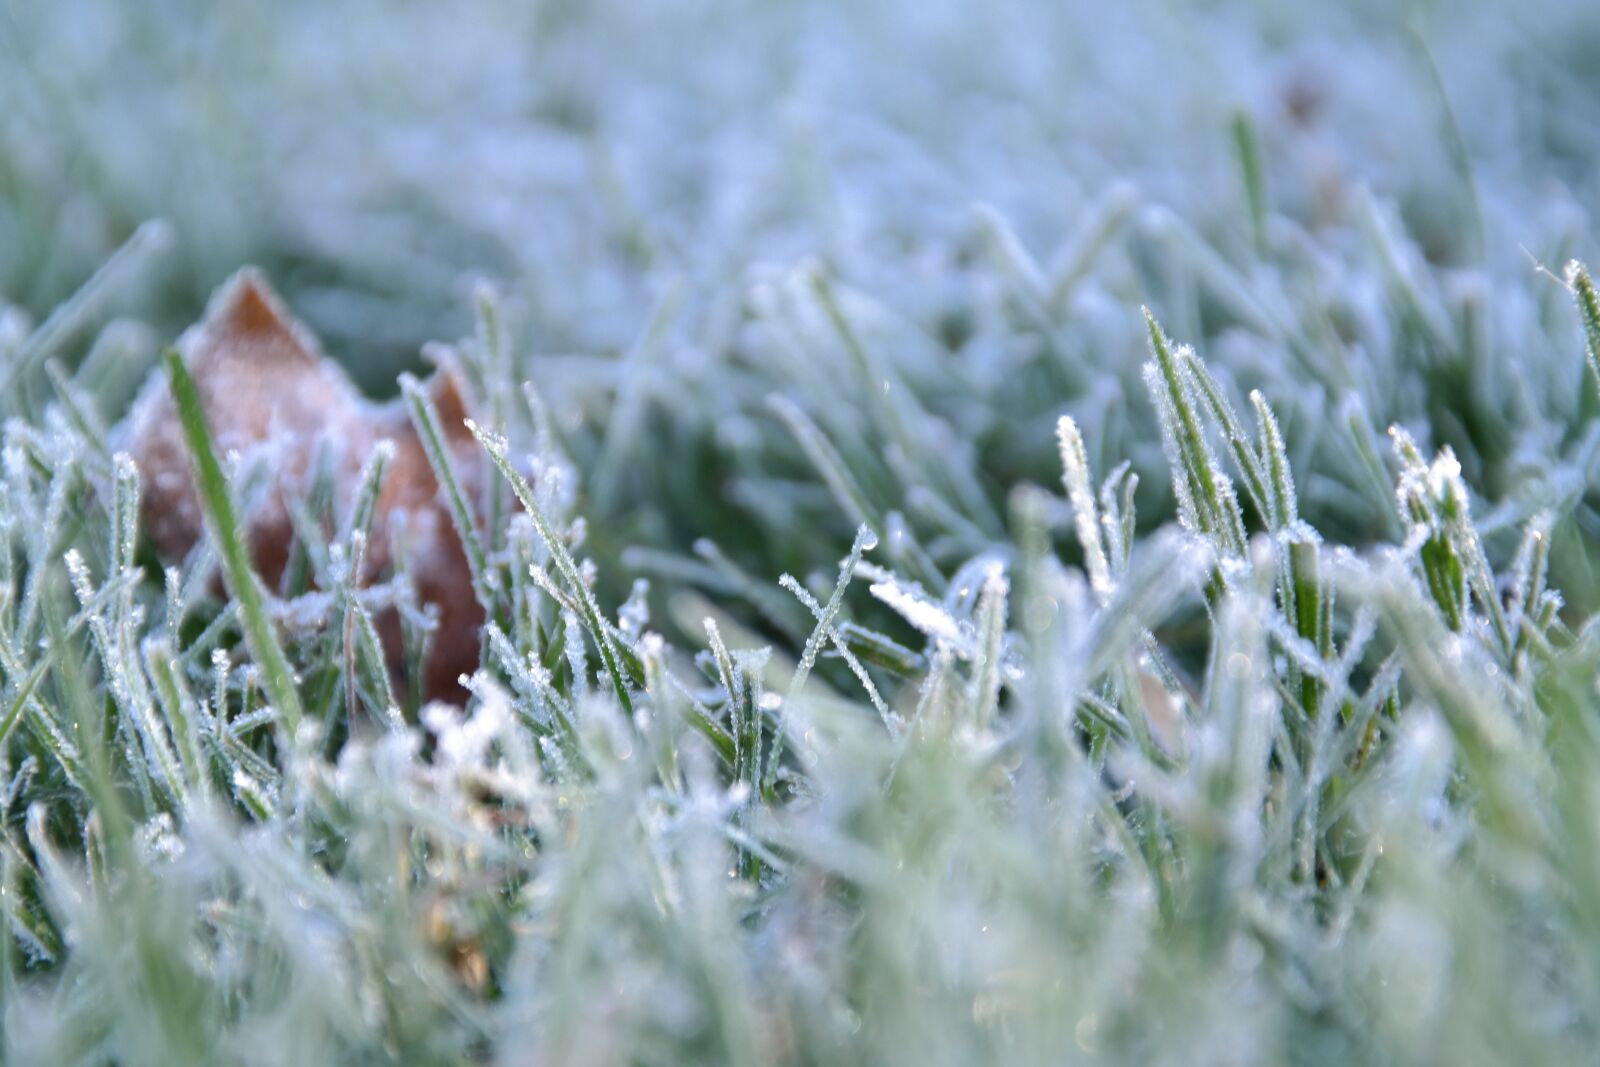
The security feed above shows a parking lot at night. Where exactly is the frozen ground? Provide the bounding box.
[2,2,1600,1064]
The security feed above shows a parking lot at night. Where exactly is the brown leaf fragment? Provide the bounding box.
[119,268,500,704]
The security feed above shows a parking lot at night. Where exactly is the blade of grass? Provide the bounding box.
[469,421,633,716]
[400,373,494,609]
[163,349,303,733]
[1567,261,1600,400]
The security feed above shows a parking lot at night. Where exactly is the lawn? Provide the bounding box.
[3,1,1600,1063]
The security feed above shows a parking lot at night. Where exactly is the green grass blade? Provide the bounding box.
[163,348,303,733]
[1568,261,1600,401]
[469,421,633,716]
[400,373,494,608]
[1230,109,1268,253]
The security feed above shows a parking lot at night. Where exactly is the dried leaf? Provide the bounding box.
[120,268,494,702]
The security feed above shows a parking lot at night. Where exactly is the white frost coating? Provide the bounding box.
[779,529,897,731]
[1427,448,1464,500]
[425,683,514,772]
[785,523,878,701]
[1249,389,1297,526]
[1142,362,1202,535]
[136,812,185,861]
[462,419,502,456]
[3,4,1597,1055]
[1057,416,1113,604]
[231,767,277,810]
[966,561,1009,729]
[868,577,974,655]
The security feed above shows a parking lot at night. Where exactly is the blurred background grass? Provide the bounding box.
[5,0,1600,620]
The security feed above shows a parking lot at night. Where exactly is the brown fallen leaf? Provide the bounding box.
[120,268,492,704]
